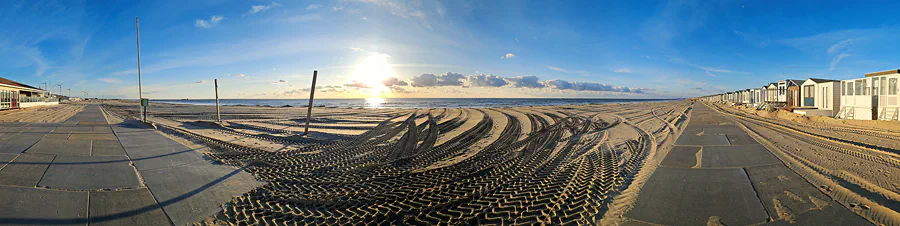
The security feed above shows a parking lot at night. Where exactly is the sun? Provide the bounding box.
[351,53,395,97]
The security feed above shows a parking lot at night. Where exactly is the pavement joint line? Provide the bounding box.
[743,167,773,222]
[86,191,91,225]
[34,154,57,188]
[0,183,146,192]
[0,153,21,171]
[656,162,782,170]
[139,158,215,172]
[103,106,177,226]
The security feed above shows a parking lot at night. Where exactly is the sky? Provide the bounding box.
[3,0,900,99]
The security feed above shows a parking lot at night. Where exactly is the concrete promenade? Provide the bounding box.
[625,103,868,225]
[0,105,261,225]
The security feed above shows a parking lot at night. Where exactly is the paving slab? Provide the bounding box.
[129,146,208,171]
[42,133,71,140]
[115,132,182,148]
[0,153,17,168]
[39,155,140,190]
[77,121,109,126]
[68,132,117,141]
[89,189,171,226]
[92,140,128,156]
[141,163,262,225]
[725,133,759,145]
[746,164,870,225]
[27,139,92,156]
[700,145,780,168]
[0,132,46,154]
[660,146,700,168]
[673,134,730,146]
[53,126,93,133]
[92,125,114,133]
[0,153,55,187]
[687,125,746,135]
[626,167,769,225]
[0,186,88,225]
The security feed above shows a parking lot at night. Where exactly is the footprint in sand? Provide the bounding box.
[707,216,726,226]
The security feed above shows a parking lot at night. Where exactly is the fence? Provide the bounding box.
[20,96,58,103]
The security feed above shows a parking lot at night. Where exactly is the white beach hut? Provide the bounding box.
[837,70,897,120]
[795,78,841,116]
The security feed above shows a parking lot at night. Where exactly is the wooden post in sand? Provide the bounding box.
[215,79,221,123]
[304,70,318,135]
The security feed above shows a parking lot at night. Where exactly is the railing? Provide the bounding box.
[20,96,58,103]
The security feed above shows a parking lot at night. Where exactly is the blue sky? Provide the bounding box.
[3,0,900,99]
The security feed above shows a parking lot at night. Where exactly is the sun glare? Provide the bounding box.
[352,53,395,97]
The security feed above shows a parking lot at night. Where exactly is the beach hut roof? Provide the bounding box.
[865,69,900,77]
[0,77,42,92]
[804,78,838,83]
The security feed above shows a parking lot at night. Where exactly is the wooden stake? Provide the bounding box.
[304,70,318,135]
[215,79,221,123]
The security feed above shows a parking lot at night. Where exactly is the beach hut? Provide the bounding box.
[765,83,778,103]
[867,70,900,120]
[795,78,841,116]
[0,77,51,110]
[775,79,803,108]
[749,88,762,106]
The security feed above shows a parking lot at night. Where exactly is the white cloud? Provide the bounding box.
[356,0,430,28]
[196,80,208,84]
[195,16,224,28]
[249,2,281,14]
[668,56,751,75]
[547,66,568,73]
[333,6,344,11]
[830,52,849,71]
[827,38,858,54]
[281,14,323,23]
[306,4,321,10]
[614,68,632,73]
[271,79,289,85]
[501,53,516,59]
[99,78,121,83]
[229,73,246,77]
[705,70,717,77]
[112,69,137,76]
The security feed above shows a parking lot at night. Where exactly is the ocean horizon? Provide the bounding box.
[154,98,677,109]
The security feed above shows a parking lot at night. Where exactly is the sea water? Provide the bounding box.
[155,98,674,109]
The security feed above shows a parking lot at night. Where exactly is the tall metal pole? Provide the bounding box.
[136,17,144,122]
[304,70,318,135]
[215,79,221,123]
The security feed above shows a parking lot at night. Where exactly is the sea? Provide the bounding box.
[155,98,676,109]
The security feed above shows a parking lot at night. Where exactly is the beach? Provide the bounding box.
[98,99,689,224]
[10,99,884,225]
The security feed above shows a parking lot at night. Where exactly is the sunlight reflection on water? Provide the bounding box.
[365,98,385,108]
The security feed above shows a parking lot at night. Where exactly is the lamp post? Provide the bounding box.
[136,17,145,122]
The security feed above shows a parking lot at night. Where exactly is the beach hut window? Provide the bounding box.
[848,82,854,95]
[881,77,887,95]
[872,78,879,95]
[891,78,898,95]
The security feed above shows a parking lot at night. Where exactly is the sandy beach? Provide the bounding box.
[77,99,898,225]
[97,100,690,224]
